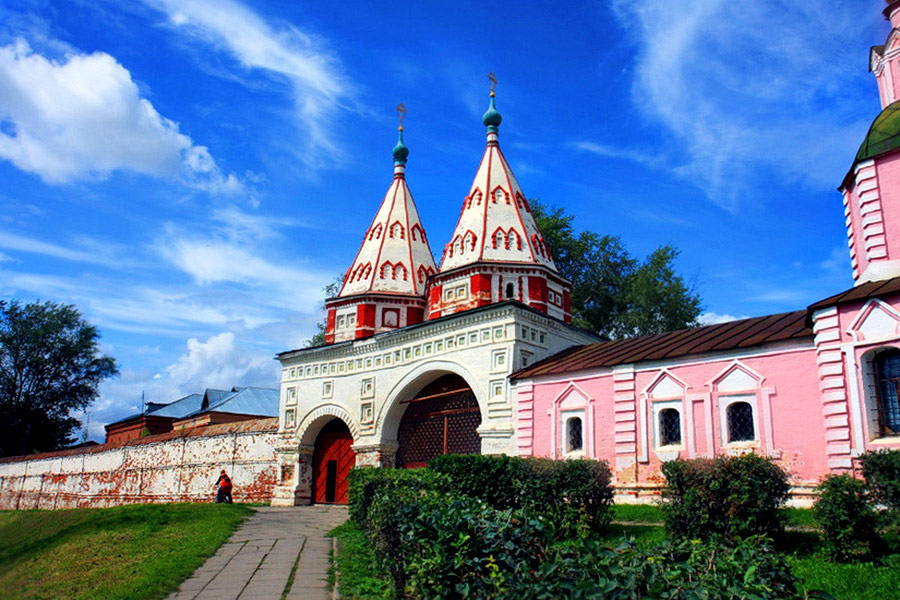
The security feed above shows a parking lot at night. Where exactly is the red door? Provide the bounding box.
[312,420,356,504]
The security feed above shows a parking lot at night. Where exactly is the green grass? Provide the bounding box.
[330,521,391,600]
[0,503,253,600]
[791,554,900,600]
[611,504,663,523]
[784,507,818,529]
[611,504,818,529]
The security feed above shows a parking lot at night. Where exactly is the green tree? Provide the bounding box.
[531,200,701,338]
[0,300,118,456]
[306,276,345,347]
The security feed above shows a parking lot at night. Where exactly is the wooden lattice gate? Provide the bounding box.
[396,374,482,468]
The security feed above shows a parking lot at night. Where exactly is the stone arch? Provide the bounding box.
[376,360,486,445]
[297,403,359,447]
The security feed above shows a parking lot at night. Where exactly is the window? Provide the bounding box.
[659,408,681,446]
[874,350,900,434]
[727,402,755,442]
[505,282,515,298]
[566,417,583,452]
[383,309,399,328]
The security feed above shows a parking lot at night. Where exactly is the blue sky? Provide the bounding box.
[0,0,888,439]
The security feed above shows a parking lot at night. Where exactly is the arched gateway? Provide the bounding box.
[396,374,481,467]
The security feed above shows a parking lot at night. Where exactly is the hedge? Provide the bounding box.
[361,483,800,599]
[661,453,790,543]
[428,454,614,537]
[814,474,879,561]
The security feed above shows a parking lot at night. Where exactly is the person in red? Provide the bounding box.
[214,470,233,504]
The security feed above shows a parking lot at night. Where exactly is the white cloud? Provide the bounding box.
[0,229,138,269]
[142,0,352,171]
[0,39,241,192]
[572,141,662,168]
[610,0,878,209]
[698,311,749,325]
[165,331,278,393]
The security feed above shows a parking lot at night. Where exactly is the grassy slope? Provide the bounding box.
[0,503,253,600]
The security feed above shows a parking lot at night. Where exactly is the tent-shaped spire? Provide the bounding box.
[338,114,437,298]
[439,79,557,273]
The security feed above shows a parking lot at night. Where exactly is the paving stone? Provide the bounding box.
[167,506,347,600]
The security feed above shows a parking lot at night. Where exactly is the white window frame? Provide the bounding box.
[560,411,586,457]
[652,400,683,450]
[719,394,759,446]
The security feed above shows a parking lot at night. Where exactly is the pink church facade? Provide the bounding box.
[271,3,900,506]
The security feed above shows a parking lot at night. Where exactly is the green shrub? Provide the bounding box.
[860,449,900,511]
[506,536,800,600]
[814,474,879,561]
[347,466,448,530]
[428,454,614,537]
[661,453,790,543]
[427,454,527,508]
[367,488,549,598]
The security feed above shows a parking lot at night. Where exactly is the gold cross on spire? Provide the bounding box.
[488,72,498,97]
[396,103,407,131]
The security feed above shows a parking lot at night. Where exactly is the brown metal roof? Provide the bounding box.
[806,276,900,322]
[510,310,811,380]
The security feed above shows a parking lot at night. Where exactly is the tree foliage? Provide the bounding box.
[531,199,701,338]
[0,300,118,456]
[306,276,345,347]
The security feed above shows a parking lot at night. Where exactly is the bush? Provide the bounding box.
[814,474,880,561]
[860,449,900,511]
[427,454,527,508]
[365,480,799,599]
[347,466,448,530]
[861,448,900,551]
[367,488,549,598]
[506,536,800,600]
[661,454,790,543]
[428,454,614,537]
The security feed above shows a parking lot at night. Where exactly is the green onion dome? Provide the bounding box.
[393,127,409,165]
[482,94,502,129]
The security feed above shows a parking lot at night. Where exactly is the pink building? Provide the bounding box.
[269,2,900,506]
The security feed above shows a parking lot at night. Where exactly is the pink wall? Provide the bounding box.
[522,340,831,503]
[876,153,900,262]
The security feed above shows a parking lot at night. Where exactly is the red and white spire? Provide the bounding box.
[426,77,571,323]
[325,108,436,343]
[439,78,557,273]
[338,116,436,298]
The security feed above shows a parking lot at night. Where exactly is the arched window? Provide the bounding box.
[659,408,682,446]
[874,349,900,434]
[505,282,515,299]
[566,416,583,452]
[727,402,755,442]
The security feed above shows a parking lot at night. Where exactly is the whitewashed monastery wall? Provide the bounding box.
[0,418,279,510]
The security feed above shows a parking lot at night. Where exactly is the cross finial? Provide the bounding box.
[488,72,498,97]
[396,103,407,131]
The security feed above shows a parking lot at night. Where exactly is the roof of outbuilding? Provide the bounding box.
[148,393,204,418]
[183,387,279,418]
[510,310,811,380]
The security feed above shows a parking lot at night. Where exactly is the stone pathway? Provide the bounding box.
[167,505,348,600]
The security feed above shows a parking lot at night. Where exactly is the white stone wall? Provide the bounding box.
[0,419,279,510]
